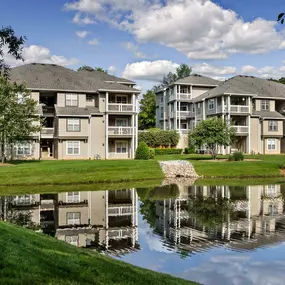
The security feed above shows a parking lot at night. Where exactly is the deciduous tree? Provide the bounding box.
[189,118,236,159]
[77,65,108,73]
[0,77,41,162]
[138,90,156,130]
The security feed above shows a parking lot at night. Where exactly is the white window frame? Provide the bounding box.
[66,141,80,155]
[67,192,80,203]
[115,118,128,127]
[67,212,81,225]
[116,95,128,104]
[65,235,78,246]
[266,185,276,197]
[261,100,269,111]
[115,141,128,154]
[16,142,32,156]
[268,121,278,132]
[208,99,214,111]
[66,94,78,106]
[15,195,32,205]
[267,139,276,150]
[67,118,80,132]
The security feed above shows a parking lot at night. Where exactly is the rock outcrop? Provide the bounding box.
[159,160,199,178]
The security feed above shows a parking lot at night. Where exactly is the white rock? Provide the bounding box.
[159,160,199,178]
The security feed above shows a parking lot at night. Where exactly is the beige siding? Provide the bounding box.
[58,206,89,226]
[57,140,88,159]
[255,99,261,111]
[57,192,89,202]
[91,116,105,159]
[263,138,281,154]
[31,92,40,103]
[99,94,106,112]
[57,93,66,107]
[57,118,89,137]
[57,93,86,107]
[192,87,213,99]
[262,120,283,137]
[90,191,106,226]
[78,94,86,107]
[12,140,40,160]
[250,118,260,154]
[270,100,275,111]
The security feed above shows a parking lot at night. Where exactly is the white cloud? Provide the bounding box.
[108,65,116,74]
[75,30,89,38]
[193,63,237,77]
[4,45,79,67]
[64,0,285,60]
[241,65,259,74]
[88,38,99,45]
[122,41,148,59]
[122,60,179,82]
[241,64,285,79]
[72,13,96,25]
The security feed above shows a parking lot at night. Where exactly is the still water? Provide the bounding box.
[1,183,285,285]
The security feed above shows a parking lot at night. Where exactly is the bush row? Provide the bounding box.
[138,129,180,147]
[154,148,183,155]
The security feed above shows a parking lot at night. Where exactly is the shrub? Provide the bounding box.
[138,129,180,148]
[135,142,150,160]
[184,147,195,154]
[228,152,244,161]
[148,148,155,159]
[154,148,183,155]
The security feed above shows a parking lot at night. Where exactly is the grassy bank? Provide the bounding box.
[0,222,195,285]
[0,160,164,186]
[155,154,285,178]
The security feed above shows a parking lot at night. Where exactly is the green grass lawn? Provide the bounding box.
[0,222,196,285]
[155,154,285,178]
[0,160,164,186]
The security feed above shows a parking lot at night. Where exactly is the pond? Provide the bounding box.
[1,182,285,285]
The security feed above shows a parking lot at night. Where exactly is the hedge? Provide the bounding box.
[154,148,183,155]
[135,142,150,160]
[139,129,180,148]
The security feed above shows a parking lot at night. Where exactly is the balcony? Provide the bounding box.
[108,103,136,113]
[230,105,250,113]
[108,127,134,136]
[108,228,135,239]
[232,126,249,135]
[41,128,54,138]
[108,206,134,216]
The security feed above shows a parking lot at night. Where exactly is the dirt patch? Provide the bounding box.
[0,163,15,167]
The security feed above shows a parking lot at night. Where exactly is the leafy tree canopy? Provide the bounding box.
[138,90,156,130]
[0,26,26,78]
[153,63,192,91]
[0,77,41,162]
[268,77,285,85]
[189,118,236,159]
[77,65,108,73]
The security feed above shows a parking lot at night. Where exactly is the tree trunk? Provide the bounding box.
[1,133,5,163]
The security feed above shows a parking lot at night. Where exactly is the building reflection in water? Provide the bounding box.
[155,184,285,253]
[0,189,139,255]
[1,184,285,256]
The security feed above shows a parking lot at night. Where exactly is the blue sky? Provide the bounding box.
[2,0,285,91]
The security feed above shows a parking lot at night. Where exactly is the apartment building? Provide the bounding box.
[155,184,285,253]
[156,74,285,154]
[2,189,139,254]
[9,63,140,160]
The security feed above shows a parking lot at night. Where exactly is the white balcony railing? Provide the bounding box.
[108,206,134,216]
[108,103,135,112]
[232,126,249,134]
[179,111,192,117]
[41,128,54,138]
[178,93,192,100]
[108,127,134,136]
[108,228,135,239]
[230,105,250,113]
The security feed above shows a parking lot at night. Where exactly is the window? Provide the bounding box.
[161,107,164,118]
[86,95,93,102]
[267,139,276,150]
[116,95,127,104]
[268,204,278,216]
[16,142,32,156]
[66,94,78,106]
[181,123,187,129]
[266,185,276,197]
[67,141,80,155]
[268,121,278,131]
[116,141,128,153]
[67,192,80,203]
[65,236,78,246]
[261,100,269,111]
[208,99,214,110]
[160,95,163,103]
[15,195,31,205]
[116,118,128,127]
[67,118,80,132]
[67,213,80,225]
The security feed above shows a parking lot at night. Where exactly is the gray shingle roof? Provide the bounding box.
[10,63,139,93]
[78,69,135,85]
[252,110,285,119]
[174,74,221,86]
[55,106,100,117]
[193,75,285,102]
